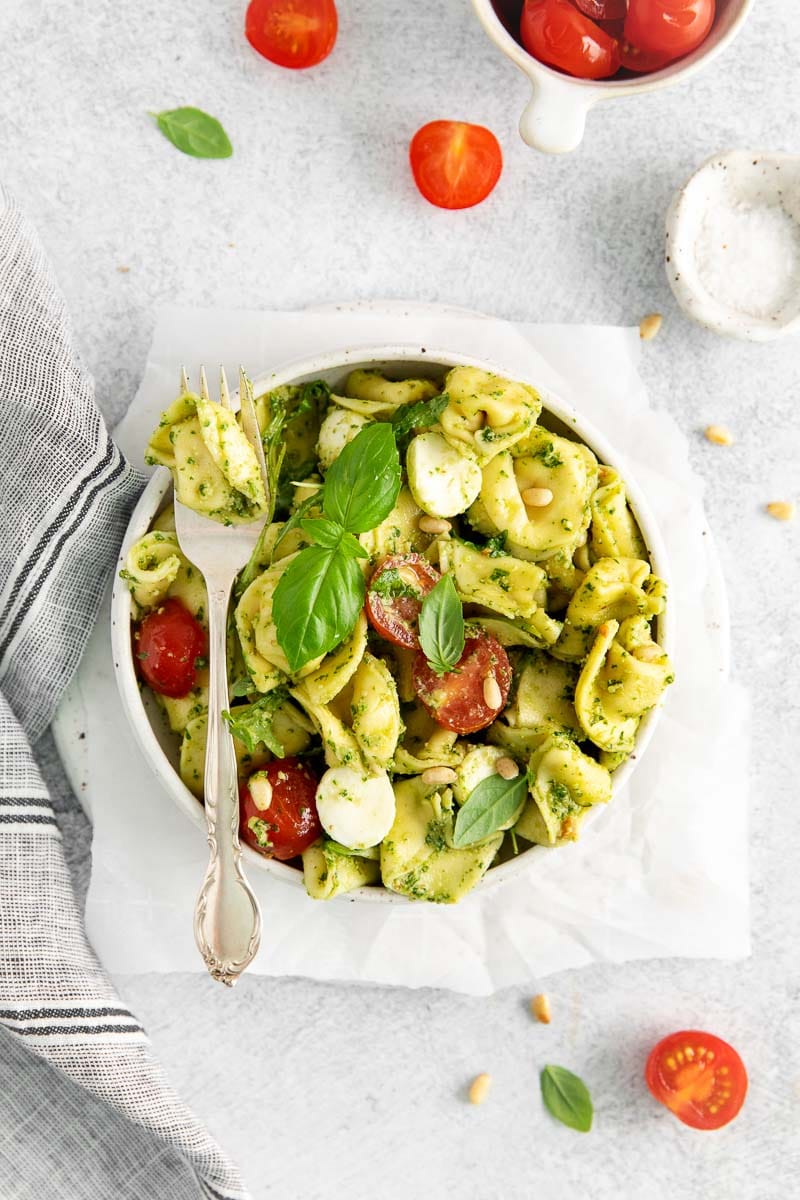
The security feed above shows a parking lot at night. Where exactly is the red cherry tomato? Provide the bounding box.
[365,555,441,649]
[409,121,503,211]
[618,40,674,71]
[645,1031,748,1130]
[245,0,337,70]
[574,0,628,19]
[134,598,206,699]
[413,632,512,735]
[624,0,714,61]
[240,758,322,861]
[520,0,621,80]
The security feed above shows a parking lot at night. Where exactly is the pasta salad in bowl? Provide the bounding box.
[112,347,674,905]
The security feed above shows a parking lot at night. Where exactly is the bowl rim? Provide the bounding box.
[111,342,674,905]
[470,0,755,97]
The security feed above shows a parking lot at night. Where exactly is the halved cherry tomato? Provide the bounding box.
[134,598,206,699]
[366,555,441,649]
[240,758,322,861]
[245,0,337,70]
[618,40,674,71]
[574,0,628,19]
[645,1031,748,1130]
[520,0,621,80]
[624,0,714,61]
[409,121,503,211]
[413,631,512,734]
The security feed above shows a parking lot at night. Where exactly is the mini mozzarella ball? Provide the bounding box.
[452,745,506,806]
[315,767,396,850]
[316,408,370,473]
[406,431,483,519]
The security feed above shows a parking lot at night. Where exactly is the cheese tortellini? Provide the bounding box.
[133,365,673,904]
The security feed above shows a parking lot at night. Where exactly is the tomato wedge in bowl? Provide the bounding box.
[365,554,440,648]
[646,1031,748,1129]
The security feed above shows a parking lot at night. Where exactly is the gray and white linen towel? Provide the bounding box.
[0,185,249,1199]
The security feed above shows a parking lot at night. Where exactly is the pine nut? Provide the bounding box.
[633,643,661,662]
[766,501,795,522]
[418,515,451,534]
[495,756,519,780]
[249,776,273,812]
[704,424,734,446]
[531,993,551,1024]
[421,766,458,787]
[483,675,502,709]
[639,313,663,341]
[468,1073,492,1105]
[521,487,553,508]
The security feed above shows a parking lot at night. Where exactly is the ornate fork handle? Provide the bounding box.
[193,580,262,986]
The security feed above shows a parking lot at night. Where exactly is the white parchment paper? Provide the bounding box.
[76,304,750,994]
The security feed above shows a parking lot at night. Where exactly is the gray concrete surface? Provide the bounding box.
[2,1,799,1196]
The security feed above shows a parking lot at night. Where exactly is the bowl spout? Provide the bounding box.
[519,78,592,154]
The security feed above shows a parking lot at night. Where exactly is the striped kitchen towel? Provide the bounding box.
[0,185,249,1200]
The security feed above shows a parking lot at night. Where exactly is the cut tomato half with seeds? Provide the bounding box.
[413,631,511,734]
[366,554,440,649]
[245,0,338,69]
[645,1030,748,1130]
[409,121,503,210]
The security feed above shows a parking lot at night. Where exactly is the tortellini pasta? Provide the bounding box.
[135,365,674,904]
[439,366,541,466]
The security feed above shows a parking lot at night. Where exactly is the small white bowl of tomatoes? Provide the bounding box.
[112,344,672,903]
[472,0,753,153]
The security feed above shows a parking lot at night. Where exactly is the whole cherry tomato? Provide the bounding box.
[240,758,322,861]
[409,121,503,210]
[624,0,715,61]
[645,1030,747,1130]
[134,598,206,699]
[245,0,338,70]
[413,632,512,735]
[520,0,621,80]
[365,555,441,649]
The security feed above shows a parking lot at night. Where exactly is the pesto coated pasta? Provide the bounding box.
[128,363,673,904]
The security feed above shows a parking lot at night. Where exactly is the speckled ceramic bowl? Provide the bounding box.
[111,344,673,903]
[472,0,754,154]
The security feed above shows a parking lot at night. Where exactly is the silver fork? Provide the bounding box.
[174,365,269,987]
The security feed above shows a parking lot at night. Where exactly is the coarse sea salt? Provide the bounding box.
[694,201,800,319]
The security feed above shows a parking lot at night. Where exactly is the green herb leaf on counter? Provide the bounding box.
[391,392,449,440]
[151,107,233,159]
[223,688,289,755]
[418,575,465,676]
[272,544,365,673]
[452,772,527,848]
[323,423,401,533]
[540,1065,594,1133]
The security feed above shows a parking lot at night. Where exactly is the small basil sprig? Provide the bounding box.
[452,772,527,847]
[223,688,288,755]
[540,1065,594,1133]
[391,392,449,441]
[418,575,464,675]
[151,107,233,158]
[273,425,401,671]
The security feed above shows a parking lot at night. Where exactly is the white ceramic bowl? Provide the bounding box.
[472,0,753,153]
[111,344,673,903]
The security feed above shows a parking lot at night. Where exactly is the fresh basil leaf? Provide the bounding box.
[152,107,233,159]
[323,423,401,534]
[272,544,366,673]
[452,773,527,847]
[418,575,464,675]
[540,1065,593,1133]
[300,519,368,560]
[223,689,288,755]
[390,391,449,440]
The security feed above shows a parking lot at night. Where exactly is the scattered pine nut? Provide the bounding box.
[483,675,502,709]
[421,766,458,787]
[704,424,734,446]
[766,501,795,522]
[531,993,551,1024]
[495,756,519,780]
[116,266,130,273]
[419,515,451,534]
[633,643,662,662]
[249,776,273,812]
[521,486,553,508]
[468,1073,492,1105]
[639,313,662,341]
